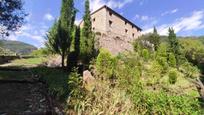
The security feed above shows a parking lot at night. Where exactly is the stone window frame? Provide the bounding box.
[125,21,127,25]
[125,29,128,34]
[109,12,113,16]
[109,20,113,27]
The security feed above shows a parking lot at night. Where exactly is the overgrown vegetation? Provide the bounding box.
[4,0,202,114]
[64,26,203,114]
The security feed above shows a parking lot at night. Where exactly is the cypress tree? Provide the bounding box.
[45,0,76,68]
[150,26,160,51]
[80,0,94,64]
[59,0,76,68]
[167,28,180,66]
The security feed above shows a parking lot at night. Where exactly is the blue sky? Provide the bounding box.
[7,0,204,48]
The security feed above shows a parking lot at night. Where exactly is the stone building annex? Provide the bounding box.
[80,5,142,54]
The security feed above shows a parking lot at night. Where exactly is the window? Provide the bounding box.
[109,12,112,16]
[93,27,95,30]
[132,25,134,28]
[125,21,127,25]
[125,29,128,34]
[109,20,113,27]
[132,33,135,37]
[93,18,95,22]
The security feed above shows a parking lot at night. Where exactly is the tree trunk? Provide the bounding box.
[61,52,65,68]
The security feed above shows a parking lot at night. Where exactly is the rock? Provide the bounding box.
[83,70,95,91]
[46,55,62,67]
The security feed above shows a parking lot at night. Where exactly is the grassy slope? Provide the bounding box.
[0,40,37,55]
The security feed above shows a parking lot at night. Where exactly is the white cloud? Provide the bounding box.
[134,14,153,21]
[7,24,48,48]
[90,0,133,11]
[143,10,204,35]
[44,13,54,21]
[161,9,178,16]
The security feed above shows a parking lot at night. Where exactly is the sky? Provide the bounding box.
[6,0,204,48]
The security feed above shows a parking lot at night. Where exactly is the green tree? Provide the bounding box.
[167,28,180,66]
[80,0,95,65]
[169,53,176,67]
[59,0,76,68]
[0,0,27,37]
[45,0,76,68]
[45,21,60,54]
[169,71,177,84]
[150,27,160,51]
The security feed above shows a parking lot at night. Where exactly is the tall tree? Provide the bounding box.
[45,0,76,68]
[80,0,94,64]
[150,27,160,51]
[0,0,27,38]
[167,28,180,66]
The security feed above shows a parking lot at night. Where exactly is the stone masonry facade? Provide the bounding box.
[80,5,142,55]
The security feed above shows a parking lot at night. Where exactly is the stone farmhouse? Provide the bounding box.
[80,5,142,55]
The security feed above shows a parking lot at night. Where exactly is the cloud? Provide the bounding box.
[143,10,204,35]
[7,23,48,48]
[44,13,54,21]
[134,14,153,21]
[161,9,178,16]
[90,0,133,11]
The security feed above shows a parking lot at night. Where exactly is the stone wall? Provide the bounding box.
[96,32,134,55]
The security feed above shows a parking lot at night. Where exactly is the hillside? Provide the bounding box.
[0,40,37,55]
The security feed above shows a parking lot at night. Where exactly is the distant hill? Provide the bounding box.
[0,40,37,55]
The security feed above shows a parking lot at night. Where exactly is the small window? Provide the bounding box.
[125,21,127,25]
[93,27,95,30]
[109,12,112,16]
[125,29,128,33]
[132,25,134,28]
[109,20,113,27]
[132,33,135,37]
[93,18,95,22]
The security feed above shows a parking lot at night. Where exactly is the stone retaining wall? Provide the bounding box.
[0,56,20,64]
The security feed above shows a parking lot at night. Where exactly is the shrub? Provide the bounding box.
[31,48,50,57]
[66,68,86,113]
[137,91,201,114]
[169,53,176,67]
[96,49,116,78]
[142,49,150,61]
[157,57,168,73]
[169,71,177,84]
[181,62,200,78]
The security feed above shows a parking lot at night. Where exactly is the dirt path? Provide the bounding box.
[0,68,54,114]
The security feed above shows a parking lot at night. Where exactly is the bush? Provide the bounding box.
[66,68,86,113]
[142,49,150,61]
[137,91,201,114]
[96,49,116,78]
[169,71,177,84]
[157,57,168,73]
[31,48,50,57]
[169,53,176,67]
